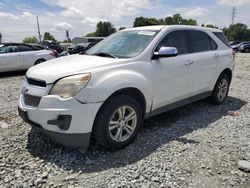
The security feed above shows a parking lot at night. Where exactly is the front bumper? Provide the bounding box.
[19,107,91,148]
[18,84,103,148]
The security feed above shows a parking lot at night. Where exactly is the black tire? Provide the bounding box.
[34,59,45,65]
[208,74,230,105]
[93,95,143,150]
[244,48,250,53]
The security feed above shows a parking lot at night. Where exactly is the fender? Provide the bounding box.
[75,69,153,113]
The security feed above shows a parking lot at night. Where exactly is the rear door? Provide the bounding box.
[18,44,37,69]
[187,30,218,96]
[0,44,23,72]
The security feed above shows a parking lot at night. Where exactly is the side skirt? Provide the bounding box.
[147,91,212,118]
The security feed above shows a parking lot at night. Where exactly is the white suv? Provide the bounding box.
[18,25,235,151]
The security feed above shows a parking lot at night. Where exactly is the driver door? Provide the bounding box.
[150,30,194,111]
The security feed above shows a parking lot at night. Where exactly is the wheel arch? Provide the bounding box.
[220,68,233,84]
[97,87,147,119]
[34,58,46,65]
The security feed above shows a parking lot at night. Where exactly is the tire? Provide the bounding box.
[93,95,143,150]
[34,59,45,65]
[208,74,230,105]
[244,48,250,53]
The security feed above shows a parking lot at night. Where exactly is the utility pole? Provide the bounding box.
[36,16,42,43]
[231,6,236,25]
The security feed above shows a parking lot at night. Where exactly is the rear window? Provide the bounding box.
[213,32,231,48]
[188,30,214,53]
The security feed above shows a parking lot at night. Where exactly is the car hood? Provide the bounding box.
[26,54,129,84]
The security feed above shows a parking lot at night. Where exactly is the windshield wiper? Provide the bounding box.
[92,52,117,58]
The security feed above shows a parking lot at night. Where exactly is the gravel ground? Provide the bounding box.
[0,54,250,188]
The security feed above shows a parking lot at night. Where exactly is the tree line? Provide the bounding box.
[1,14,250,44]
[85,14,250,42]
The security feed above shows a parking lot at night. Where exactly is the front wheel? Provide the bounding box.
[93,95,142,150]
[208,74,230,105]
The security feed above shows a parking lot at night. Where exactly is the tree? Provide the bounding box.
[202,24,218,29]
[133,17,159,27]
[43,32,56,41]
[86,32,96,37]
[133,14,197,27]
[0,33,2,43]
[95,21,116,37]
[23,36,38,43]
[223,23,250,41]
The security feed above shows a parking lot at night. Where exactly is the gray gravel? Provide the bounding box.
[0,54,250,187]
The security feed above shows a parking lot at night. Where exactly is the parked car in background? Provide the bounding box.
[41,40,64,54]
[0,43,56,73]
[18,25,234,151]
[30,44,59,57]
[68,44,86,55]
[68,41,103,55]
[229,41,241,46]
[231,41,250,52]
[239,43,250,53]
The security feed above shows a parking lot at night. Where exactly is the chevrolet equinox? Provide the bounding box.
[18,25,235,151]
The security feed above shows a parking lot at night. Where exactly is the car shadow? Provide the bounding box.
[0,71,26,78]
[26,96,247,173]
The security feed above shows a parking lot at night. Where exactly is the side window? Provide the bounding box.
[213,32,230,48]
[0,45,7,53]
[6,45,19,53]
[156,30,188,55]
[188,31,214,53]
[19,45,33,52]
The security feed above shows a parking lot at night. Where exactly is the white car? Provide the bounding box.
[18,25,235,151]
[0,43,56,73]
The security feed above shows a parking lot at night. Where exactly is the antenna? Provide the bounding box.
[231,6,236,25]
[36,16,42,43]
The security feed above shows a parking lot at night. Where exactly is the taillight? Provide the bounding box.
[49,50,58,57]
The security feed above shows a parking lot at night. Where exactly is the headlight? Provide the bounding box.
[49,73,91,98]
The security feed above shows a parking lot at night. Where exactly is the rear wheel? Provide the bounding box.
[208,74,230,105]
[244,48,250,53]
[93,95,142,150]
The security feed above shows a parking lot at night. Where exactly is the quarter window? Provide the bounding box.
[156,30,188,55]
[188,31,216,53]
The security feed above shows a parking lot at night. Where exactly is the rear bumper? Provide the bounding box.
[18,107,90,149]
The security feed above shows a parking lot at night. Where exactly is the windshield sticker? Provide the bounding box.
[138,31,156,36]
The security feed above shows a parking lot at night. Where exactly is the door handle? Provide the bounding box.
[185,60,194,66]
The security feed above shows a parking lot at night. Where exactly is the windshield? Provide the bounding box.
[87,30,159,58]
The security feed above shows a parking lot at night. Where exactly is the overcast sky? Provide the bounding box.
[0,0,250,42]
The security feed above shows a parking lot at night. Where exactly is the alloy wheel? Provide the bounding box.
[217,78,228,101]
[108,106,137,142]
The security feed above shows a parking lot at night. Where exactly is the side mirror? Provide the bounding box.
[153,47,178,59]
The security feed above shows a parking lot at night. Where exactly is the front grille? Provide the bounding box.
[27,77,46,87]
[23,94,41,107]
